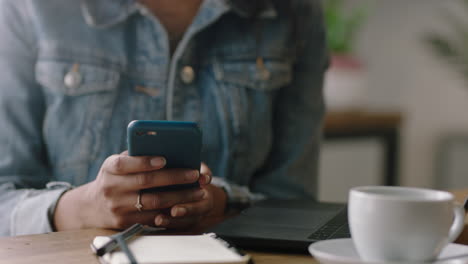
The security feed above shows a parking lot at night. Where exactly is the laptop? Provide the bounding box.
[209,199,350,253]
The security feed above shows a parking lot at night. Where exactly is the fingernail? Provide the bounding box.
[194,189,205,199]
[174,207,187,217]
[155,216,163,226]
[151,157,165,167]
[185,170,199,181]
[155,215,169,226]
[202,174,211,184]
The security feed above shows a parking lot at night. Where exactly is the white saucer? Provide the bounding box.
[308,238,468,264]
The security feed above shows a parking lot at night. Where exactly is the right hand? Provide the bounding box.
[53,151,210,230]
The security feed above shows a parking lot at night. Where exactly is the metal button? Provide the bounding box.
[255,57,271,81]
[64,64,82,89]
[180,66,195,84]
[256,68,271,81]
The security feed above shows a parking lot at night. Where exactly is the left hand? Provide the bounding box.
[154,163,227,229]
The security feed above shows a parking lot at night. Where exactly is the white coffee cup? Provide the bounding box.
[348,186,465,262]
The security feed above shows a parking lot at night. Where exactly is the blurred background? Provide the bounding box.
[318,0,468,202]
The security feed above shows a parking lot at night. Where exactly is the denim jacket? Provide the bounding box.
[0,0,327,236]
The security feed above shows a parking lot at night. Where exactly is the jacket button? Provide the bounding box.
[180,66,195,84]
[64,68,82,89]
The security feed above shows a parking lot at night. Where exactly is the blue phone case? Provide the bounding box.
[127,120,202,191]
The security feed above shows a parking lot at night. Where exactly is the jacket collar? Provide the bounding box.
[81,0,138,28]
[81,0,277,28]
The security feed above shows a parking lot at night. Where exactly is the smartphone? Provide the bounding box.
[127,120,202,191]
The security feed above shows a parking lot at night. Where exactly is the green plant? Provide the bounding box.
[324,0,367,54]
[425,0,468,84]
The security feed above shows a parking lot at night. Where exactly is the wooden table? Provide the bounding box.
[0,228,316,264]
[0,190,466,264]
[324,111,402,135]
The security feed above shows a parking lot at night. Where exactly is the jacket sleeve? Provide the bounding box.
[249,0,328,200]
[0,0,71,236]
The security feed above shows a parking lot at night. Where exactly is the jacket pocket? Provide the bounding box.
[213,58,292,91]
[35,60,120,184]
[35,61,120,95]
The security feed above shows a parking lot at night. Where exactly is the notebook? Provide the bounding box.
[92,233,251,264]
[210,199,349,253]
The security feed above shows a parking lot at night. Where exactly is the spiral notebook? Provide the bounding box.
[92,233,251,264]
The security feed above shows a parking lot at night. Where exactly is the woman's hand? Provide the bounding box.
[53,151,217,231]
[152,163,228,229]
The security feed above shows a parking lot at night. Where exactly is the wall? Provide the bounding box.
[350,0,468,187]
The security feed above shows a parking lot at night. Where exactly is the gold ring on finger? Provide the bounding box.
[135,191,143,212]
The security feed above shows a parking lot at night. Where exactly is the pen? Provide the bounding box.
[91,223,145,257]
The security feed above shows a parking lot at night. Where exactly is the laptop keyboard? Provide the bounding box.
[308,209,350,240]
